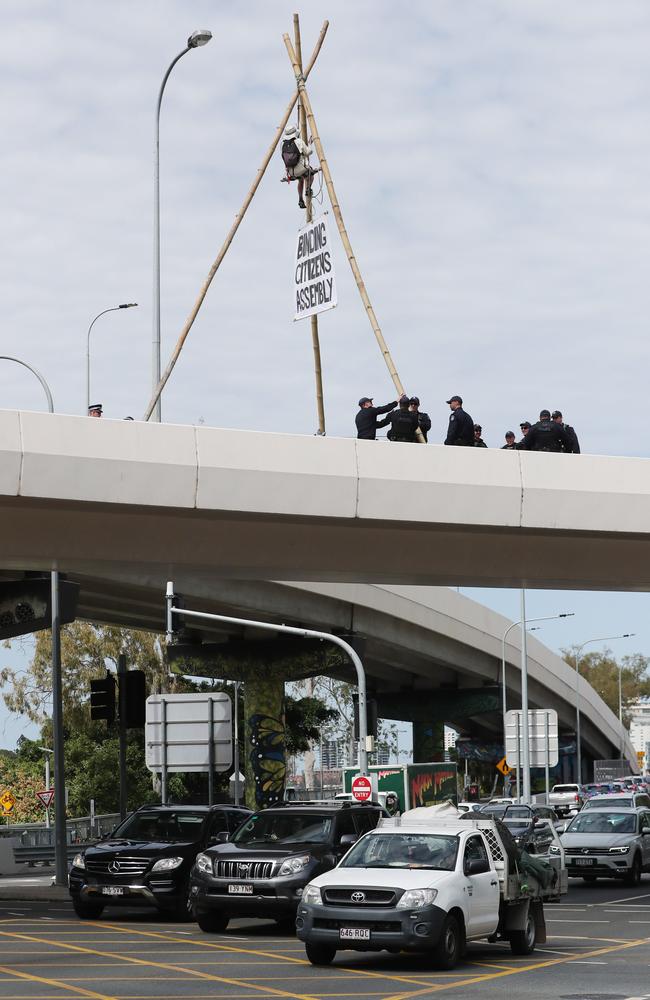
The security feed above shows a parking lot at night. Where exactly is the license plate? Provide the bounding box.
[340,927,370,941]
[101,886,125,896]
[228,883,253,894]
[574,858,595,866]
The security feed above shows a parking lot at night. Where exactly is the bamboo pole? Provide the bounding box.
[294,13,326,436]
[283,34,424,442]
[142,20,330,421]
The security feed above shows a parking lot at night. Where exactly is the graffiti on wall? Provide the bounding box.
[249,713,286,809]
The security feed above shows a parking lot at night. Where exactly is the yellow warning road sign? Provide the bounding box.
[0,790,16,813]
[496,757,512,777]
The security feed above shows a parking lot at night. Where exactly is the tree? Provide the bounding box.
[562,648,650,724]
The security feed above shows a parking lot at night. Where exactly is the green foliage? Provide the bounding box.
[284,695,337,754]
[562,648,650,723]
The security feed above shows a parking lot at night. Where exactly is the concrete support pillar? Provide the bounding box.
[412,721,445,762]
[243,676,286,810]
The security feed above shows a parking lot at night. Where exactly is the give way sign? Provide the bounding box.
[351,774,372,802]
[36,789,54,809]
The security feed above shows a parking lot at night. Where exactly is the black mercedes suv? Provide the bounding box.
[190,801,385,932]
[69,803,251,920]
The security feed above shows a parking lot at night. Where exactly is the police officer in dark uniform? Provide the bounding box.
[502,431,517,450]
[520,409,571,453]
[552,410,580,453]
[387,395,419,442]
[355,396,397,440]
[473,425,487,447]
[409,396,431,442]
[444,395,474,446]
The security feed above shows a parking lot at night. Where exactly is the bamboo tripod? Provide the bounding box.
[294,13,326,436]
[144,16,421,443]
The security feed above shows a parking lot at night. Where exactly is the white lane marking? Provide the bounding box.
[6,912,25,917]
[589,891,650,907]
[546,919,610,923]
[629,920,650,923]
[535,947,570,955]
[572,960,609,964]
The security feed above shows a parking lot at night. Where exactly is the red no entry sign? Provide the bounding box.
[351,774,372,802]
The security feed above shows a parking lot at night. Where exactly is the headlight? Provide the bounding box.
[72,853,85,870]
[151,856,184,872]
[301,883,322,905]
[279,855,311,877]
[549,845,561,854]
[195,853,214,875]
[609,846,630,854]
[396,888,438,910]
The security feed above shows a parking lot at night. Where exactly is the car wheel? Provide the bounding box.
[73,900,105,920]
[509,910,536,956]
[432,914,462,970]
[305,942,336,966]
[625,855,642,887]
[196,909,229,933]
[167,881,193,922]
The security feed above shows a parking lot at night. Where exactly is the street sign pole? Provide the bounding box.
[515,712,521,802]
[117,654,128,820]
[51,571,68,888]
[545,711,550,805]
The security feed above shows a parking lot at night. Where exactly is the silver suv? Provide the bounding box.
[582,792,650,811]
[555,807,650,885]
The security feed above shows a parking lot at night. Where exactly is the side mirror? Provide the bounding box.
[464,857,490,876]
[209,831,229,844]
[339,833,358,849]
[642,828,650,836]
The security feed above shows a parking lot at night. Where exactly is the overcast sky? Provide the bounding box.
[1,1,650,748]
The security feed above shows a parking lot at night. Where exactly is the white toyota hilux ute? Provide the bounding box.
[296,816,567,969]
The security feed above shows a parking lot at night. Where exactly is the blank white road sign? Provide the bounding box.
[505,709,559,768]
[146,692,232,773]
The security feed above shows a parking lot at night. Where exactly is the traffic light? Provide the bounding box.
[0,577,79,640]
[90,674,116,723]
[119,669,147,729]
[353,695,378,740]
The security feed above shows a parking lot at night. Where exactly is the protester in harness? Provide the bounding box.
[387,395,419,442]
[281,124,317,209]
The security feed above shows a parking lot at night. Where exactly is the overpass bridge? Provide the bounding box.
[0,410,639,774]
[0,409,649,589]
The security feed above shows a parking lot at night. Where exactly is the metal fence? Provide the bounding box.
[0,813,120,847]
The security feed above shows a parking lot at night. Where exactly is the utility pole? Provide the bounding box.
[117,654,128,820]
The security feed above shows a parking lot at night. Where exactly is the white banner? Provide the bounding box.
[293,214,337,321]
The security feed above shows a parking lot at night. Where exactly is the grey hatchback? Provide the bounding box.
[554,808,650,885]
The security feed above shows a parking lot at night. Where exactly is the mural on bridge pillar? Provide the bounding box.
[244,677,286,810]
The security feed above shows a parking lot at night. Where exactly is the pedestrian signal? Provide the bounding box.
[90,674,116,723]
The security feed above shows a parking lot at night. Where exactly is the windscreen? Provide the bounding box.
[112,810,207,842]
[567,811,637,834]
[231,812,333,845]
[340,832,458,870]
[584,797,632,809]
[552,786,578,793]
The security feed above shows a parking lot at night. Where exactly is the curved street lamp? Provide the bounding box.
[574,633,635,783]
[86,304,138,413]
[152,28,212,423]
[0,356,54,412]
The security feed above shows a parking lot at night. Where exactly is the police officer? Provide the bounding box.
[409,396,431,442]
[502,431,517,450]
[517,421,531,448]
[552,410,580,453]
[444,395,474,446]
[355,396,397,440]
[387,395,419,442]
[520,409,571,453]
[473,424,487,448]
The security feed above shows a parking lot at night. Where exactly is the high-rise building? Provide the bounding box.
[628,700,650,762]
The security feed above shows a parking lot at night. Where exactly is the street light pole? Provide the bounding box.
[501,610,574,798]
[574,633,635,784]
[86,304,137,413]
[152,29,212,423]
[0,357,54,413]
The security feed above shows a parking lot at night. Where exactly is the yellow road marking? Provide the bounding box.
[88,922,436,989]
[0,963,116,1000]
[385,934,650,1000]
[0,931,318,1000]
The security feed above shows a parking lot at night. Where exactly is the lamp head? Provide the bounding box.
[188,29,212,48]
[119,303,138,309]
